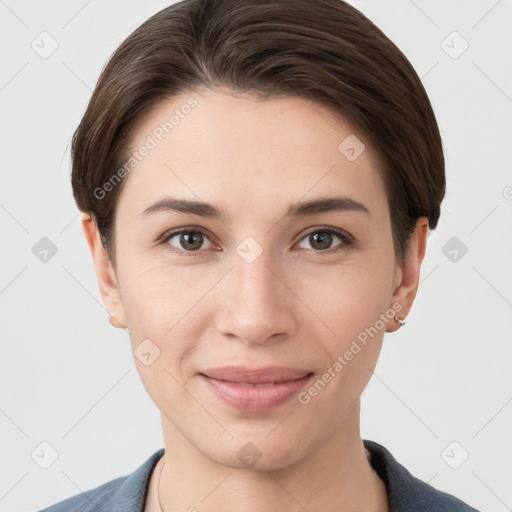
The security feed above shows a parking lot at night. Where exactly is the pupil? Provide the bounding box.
[311,232,332,250]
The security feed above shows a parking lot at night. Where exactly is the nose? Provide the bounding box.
[215,248,296,346]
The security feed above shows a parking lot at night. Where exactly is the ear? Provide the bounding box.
[81,213,127,329]
[386,217,429,333]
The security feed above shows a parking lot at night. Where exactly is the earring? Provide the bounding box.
[109,312,115,318]
[394,315,406,328]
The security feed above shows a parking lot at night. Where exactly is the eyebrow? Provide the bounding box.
[140,195,370,221]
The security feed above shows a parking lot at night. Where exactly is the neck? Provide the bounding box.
[157,400,388,512]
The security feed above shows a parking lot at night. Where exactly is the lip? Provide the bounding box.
[199,366,314,411]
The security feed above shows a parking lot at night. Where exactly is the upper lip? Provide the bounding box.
[200,366,312,384]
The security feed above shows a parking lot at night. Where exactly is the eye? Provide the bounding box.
[296,227,352,254]
[159,226,353,257]
[161,228,215,255]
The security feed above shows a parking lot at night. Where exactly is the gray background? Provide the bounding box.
[1,0,511,510]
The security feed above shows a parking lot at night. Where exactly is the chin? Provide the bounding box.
[198,431,317,472]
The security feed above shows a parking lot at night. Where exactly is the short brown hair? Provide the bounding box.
[71,0,445,266]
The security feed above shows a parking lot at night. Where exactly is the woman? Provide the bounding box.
[39,0,480,510]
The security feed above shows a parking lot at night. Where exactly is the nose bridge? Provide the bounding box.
[217,241,294,344]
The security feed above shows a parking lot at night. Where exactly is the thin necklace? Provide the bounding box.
[156,457,165,512]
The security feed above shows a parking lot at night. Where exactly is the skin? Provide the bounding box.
[82,86,428,512]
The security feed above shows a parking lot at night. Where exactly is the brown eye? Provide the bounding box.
[297,228,350,253]
[309,231,334,251]
[165,230,213,252]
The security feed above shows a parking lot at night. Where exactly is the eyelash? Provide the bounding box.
[158,226,354,257]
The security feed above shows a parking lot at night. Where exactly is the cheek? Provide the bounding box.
[300,259,394,347]
[118,258,223,383]
[119,257,197,332]
[119,263,200,409]
[297,261,395,410]
[294,269,391,417]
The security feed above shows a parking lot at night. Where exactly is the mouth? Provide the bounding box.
[199,366,314,411]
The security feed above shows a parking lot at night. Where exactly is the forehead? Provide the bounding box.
[118,88,388,219]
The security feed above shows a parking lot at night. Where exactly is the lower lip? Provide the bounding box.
[200,373,313,412]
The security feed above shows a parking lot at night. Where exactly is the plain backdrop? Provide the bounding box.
[1,1,511,511]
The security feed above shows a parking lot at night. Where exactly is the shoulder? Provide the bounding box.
[363,440,480,512]
[36,448,165,512]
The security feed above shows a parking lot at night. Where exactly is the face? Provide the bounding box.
[86,87,426,470]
